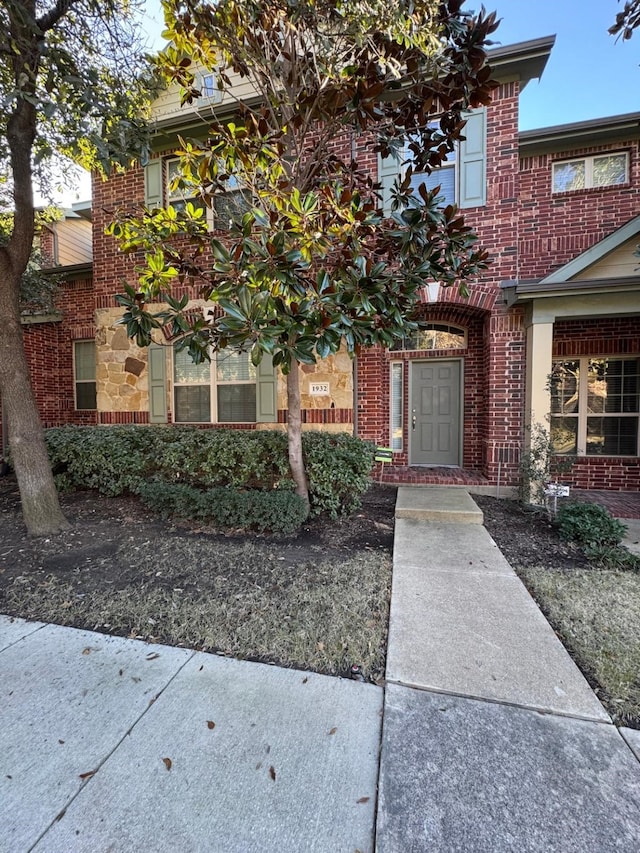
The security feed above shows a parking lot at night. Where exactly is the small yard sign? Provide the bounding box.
[544,483,570,498]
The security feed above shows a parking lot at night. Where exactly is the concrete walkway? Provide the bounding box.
[2,487,640,852]
[1,619,381,853]
[377,487,640,852]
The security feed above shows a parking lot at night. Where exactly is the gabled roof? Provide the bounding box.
[501,216,640,307]
[519,112,640,156]
[541,215,640,283]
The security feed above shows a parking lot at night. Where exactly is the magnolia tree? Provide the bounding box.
[0,0,154,535]
[110,0,498,513]
[610,1,640,38]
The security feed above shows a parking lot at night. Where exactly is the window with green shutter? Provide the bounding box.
[172,346,276,424]
[377,108,487,214]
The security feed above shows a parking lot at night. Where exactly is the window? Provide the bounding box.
[167,157,250,230]
[390,362,403,451]
[173,347,256,423]
[391,324,467,351]
[408,128,457,207]
[167,158,208,219]
[550,357,639,456]
[197,72,223,105]
[552,152,628,193]
[74,340,96,410]
[378,108,486,214]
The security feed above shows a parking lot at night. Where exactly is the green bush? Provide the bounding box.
[137,481,307,535]
[302,431,376,517]
[44,425,374,518]
[557,502,627,549]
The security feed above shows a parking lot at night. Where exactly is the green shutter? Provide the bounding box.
[256,354,277,423]
[148,344,168,423]
[458,108,487,208]
[378,149,403,216]
[144,160,164,209]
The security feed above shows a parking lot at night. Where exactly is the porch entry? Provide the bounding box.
[409,360,462,465]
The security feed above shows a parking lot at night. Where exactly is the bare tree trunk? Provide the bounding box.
[0,262,69,535]
[286,364,310,516]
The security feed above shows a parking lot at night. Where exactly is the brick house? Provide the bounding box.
[4,35,639,492]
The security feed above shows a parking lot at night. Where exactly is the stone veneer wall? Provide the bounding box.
[96,308,150,414]
[95,306,354,426]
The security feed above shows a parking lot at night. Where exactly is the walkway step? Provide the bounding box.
[395,485,483,523]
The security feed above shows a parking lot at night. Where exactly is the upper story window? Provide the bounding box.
[378,108,487,214]
[391,324,467,351]
[197,72,223,106]
[167,158,208,219]
[166,157,250,230]
[552,152,629,193]
[408,130,457,207]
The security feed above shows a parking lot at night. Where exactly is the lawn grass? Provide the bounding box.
[518,565,640,726]
[5,540,392,683]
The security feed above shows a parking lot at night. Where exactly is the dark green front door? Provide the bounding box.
[410,361,461,465]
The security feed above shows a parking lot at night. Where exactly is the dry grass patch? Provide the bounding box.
[518,566,640,727]
[5,539,391,682]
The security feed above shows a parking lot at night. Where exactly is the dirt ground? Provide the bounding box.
[0,478,397,681]
[473,494,591,571]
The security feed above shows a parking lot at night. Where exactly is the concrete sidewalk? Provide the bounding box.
[377,487,640,852]
[3,487,640,852]
[1,619,381,853]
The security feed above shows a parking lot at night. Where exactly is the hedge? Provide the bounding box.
[44,425,375,521]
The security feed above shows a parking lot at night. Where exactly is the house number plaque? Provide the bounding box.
[309,382,330,395]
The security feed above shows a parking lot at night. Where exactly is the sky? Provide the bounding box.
[57,0,640,205]
[480,0,639,130]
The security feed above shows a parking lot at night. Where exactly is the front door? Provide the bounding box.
[410,360,461,465]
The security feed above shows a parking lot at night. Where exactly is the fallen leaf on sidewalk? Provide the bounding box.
[162,757,172,771]
[356,796,370,804]
[206,720,216,730]
[269,766,276,781]
[145,652,160,661]
[79,769,97,780]
[328,727,337,735]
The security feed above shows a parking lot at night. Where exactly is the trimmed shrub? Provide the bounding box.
[137,481,307,535]
[44,425,375,519]
[557,502,627,549]
[303,431,376,517]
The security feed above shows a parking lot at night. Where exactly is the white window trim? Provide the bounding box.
[166,157,215,229]
[551,356,640,457]
[196,71,224,107]
[172,347,257,424]
[390,361,404,452]
[403,131,458,207]
[551,151,629,194]
[73,340,97,411]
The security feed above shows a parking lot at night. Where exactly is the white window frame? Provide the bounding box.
[551,151,629,193]
[166,156,250,232]
[73,340,97,411]
[390,361,404,452]
[196,71,224,107]
[172,347,257,424]
[550,356,640,457]
[166,157,214,228]
[404,127,458,207]
[392,324,467,352]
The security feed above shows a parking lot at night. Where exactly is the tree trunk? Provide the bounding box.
[286,364,310,516]
[0,261,69,535]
